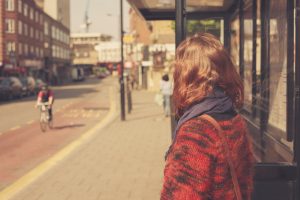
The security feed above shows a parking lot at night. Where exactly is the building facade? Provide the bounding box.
[70,33,112,74]
[34,0,70,29]
[128,7,175,90]
[0,0,70,84]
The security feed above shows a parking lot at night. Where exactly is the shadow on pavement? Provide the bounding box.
[83,107,109,111]
[52,124,85,130]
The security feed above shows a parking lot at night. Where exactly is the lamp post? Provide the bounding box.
[106,8,126,120]
[119,0,126,120]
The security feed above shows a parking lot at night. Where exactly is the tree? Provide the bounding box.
[171,19,221,38]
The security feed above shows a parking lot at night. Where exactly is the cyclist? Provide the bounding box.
[35,84,54,121]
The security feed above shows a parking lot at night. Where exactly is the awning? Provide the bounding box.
[127,0,237,20]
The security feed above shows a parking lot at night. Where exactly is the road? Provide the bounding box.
[0,76,118,191]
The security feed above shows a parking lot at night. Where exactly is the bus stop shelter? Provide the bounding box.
[127,0,300,199]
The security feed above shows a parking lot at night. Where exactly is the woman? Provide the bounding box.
[161,33,254,200]
[160,74,172,117]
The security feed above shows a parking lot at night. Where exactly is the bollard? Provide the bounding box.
[125,75,132,113]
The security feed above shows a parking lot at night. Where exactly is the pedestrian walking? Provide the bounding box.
[161,33,255,200]
[160,74,172,117]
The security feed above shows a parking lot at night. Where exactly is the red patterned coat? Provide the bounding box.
[161,114,254,200]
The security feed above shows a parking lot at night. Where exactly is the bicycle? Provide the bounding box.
[38,103,53,132]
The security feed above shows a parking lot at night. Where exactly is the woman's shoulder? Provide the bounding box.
[178,114,246,141]
[178,116,220,143]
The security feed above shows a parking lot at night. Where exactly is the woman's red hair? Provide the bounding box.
[173,33,244,117]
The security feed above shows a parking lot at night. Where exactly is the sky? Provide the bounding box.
[70,0,130,40]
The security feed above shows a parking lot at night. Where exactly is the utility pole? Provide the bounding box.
[120,0,126,120]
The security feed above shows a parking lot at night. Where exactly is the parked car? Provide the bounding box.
[27,77,36,95]
[20,77,29,97]
[9,77,23,98]
[0,77,23,99]
[95,67,110,79]
[0,77,12,101]
[20,76,36,96]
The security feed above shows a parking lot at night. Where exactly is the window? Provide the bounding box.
[30,27,33,38]
[44,22,49,35]
[18,0,22,13]
[30,46,34,54]
[24,44,28,55]
[18,21,22,34]
[24,4,28,17]
[52,26,55,39]
[35,11,39,23]
[5,19,15,33]
[18,43,22,55]
[57,29,60,41]
[40,14,43,25]
[30,7,34,20]
[36,47,39,57]
[5,0,15,11]
[6,42,16,55]
[268,0,287,132]
[52,46,56,57]
[36,30,39,39]
[24,23,28,36]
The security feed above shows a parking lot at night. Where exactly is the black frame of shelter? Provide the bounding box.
[128,0,300,199]
[174,0,299,199]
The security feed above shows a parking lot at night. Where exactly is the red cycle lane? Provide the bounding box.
[0,96,111,191]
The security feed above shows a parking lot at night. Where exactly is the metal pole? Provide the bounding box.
[294,1,300,198]
[120,0,126,120]
[171,0,186,139]
[175,0,186,47]
[286,0,295,142]
[252,0,257,118]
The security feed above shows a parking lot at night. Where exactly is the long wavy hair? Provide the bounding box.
[173,33,243,117]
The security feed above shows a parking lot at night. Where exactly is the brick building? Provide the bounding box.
[0,0,70,84]
[128,7,175,90]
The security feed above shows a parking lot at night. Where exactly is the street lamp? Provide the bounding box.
[106,1,125,121]
[119,0,125,120]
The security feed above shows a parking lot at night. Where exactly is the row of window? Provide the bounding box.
[5,19,69,45]
[6,41,70,60]
[6,0,44,25]
[6,41,43,58]
[50,25,69,44]
[52,45,70,59]
[71,37,102,44]
[5,0,69,44]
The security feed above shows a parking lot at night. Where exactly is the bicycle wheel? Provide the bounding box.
[40,112,47,132]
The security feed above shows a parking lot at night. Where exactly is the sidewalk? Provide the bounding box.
[9,89,171,200]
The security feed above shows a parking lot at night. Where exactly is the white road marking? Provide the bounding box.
[26,120,34,125]
[10,126,21,131]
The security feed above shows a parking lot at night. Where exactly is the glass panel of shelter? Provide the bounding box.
[228,0,293,162]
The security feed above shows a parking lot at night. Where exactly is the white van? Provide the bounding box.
[71,67,85,81]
